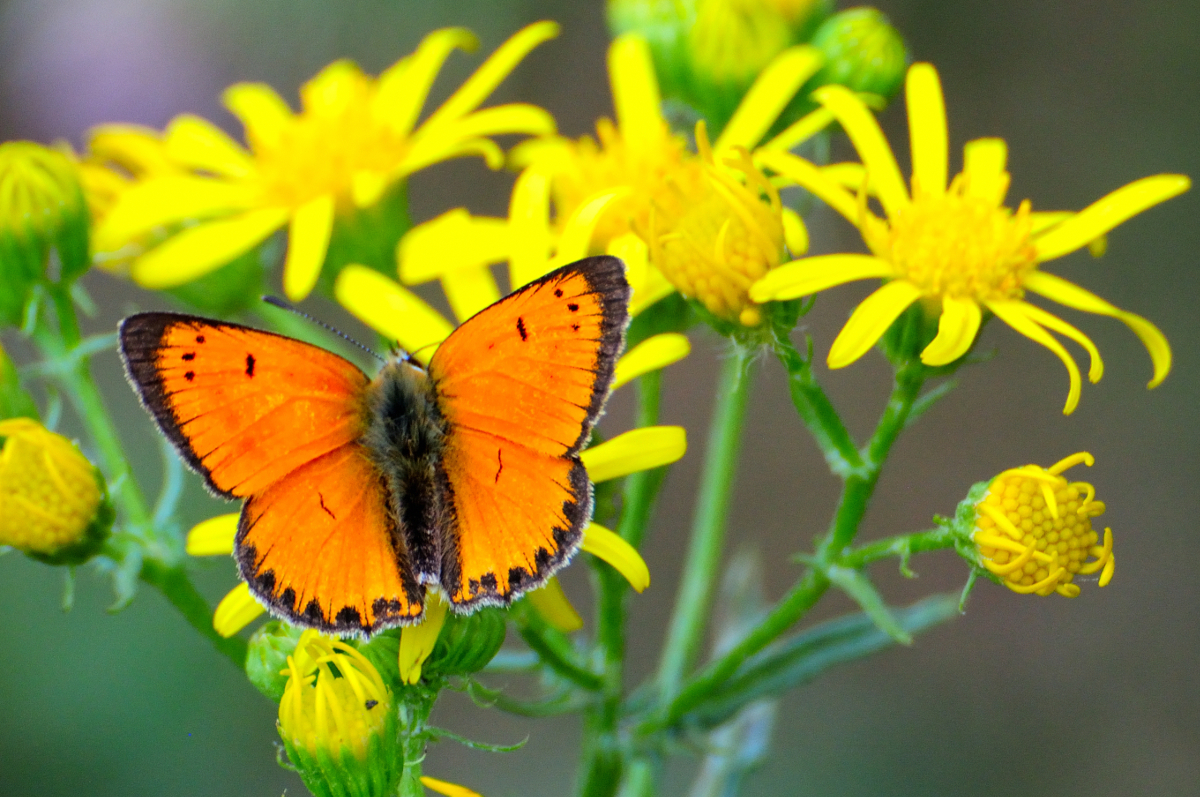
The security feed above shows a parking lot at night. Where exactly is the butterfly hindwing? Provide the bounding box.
[120,313,423,634]
[429,256,630,607]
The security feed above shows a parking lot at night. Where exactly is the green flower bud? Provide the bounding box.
[423,606,507,678]
[809,7,909,101]
[245,620,304,702]
[0,142,90,327]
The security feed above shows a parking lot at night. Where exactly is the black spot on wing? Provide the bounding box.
[516,316,528,341]
[245,353,256,377]
[184,371,195,381]
[182,352,195,361]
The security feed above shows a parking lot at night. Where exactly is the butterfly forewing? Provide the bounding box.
[429,256,630,606]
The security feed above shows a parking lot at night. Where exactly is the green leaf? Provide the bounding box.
[679,594,959,730]
[825,563,911,643]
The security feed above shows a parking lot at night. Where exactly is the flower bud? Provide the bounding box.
[0,142,90,326]
[278,630,399,797]
[0,418,110,564]
[245,620,304,702]
[961,453,1114,597]
[423,606,507,678]
[808,7,909,101]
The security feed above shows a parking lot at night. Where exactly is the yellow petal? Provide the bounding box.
[213,583,265,637]
[612,333,690,390]
[94,176,255,247]
[164,115,254,179]
[552,190,628,265]
[812,84,910,219]
[828,280,922,368]
[87,124,175,174]
[1030,211,1073,235]
[750,254,895,302]
[760,107,836,153]
[581,426,687,483]
[905,63,948,198]
[608,33,664,154]
[919,295,981,366]
[524,577,583,632]
[987,299,1083,414]
[335,265,452,364]
[420,776,484,797]
[223,83,294,149]
[442,267,502,324]
[1023,270,1170,387]
[962,138,1009,205]
[418,103,555,143]
[1012,301,1104,383]
[185,513,239,556]
[398,593,446,684]
[375,28,478,136]
[781,207,808,256]
[398,136,506,178]
[582,522,650,593]
[716,45,822,153]
[507,166,554,289]
[351,170,388,208]
[1033,174,1191,263]
[131,207,288,289]
[300,59,365,116]
[755,150,860,227]
[283,194,335,301]
[399,209,511,282]
[422,21,560,131]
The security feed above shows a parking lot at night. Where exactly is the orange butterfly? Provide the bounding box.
[121,256,630,636]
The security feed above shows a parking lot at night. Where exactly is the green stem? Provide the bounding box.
[140,560,247,667]
[657,346,755,702]
[773,336,862,476]
[645,360,927,734]
[840,527,955,569]
[579,371,666,797]
[516,614,603,692]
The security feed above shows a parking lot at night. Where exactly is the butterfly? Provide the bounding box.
[120,256,630,637]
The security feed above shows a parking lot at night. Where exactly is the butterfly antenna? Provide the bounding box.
[261,296,386,363]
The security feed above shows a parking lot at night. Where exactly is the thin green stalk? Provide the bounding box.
[773,337,862,477]
[516,616,603,692]
[579,371,666,797]
[141,560,247,667]
[645,359,928,734]
[840,527,955,569]
[657,346,755,702]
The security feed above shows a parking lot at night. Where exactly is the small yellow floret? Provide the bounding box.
[0,418,102,555]
[972,452,1113,597]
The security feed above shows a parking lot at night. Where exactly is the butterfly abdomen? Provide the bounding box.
[362,360,453,585]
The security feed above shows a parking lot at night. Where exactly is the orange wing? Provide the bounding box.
[120,313,422,634]
[429,256,630,607]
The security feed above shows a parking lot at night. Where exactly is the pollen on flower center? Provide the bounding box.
[886,184,1037,301]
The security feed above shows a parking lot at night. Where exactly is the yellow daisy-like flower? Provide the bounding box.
[514,34,825,324]
[90,22,559,301]
[751,62,1189,413]
[0,418,103,556]
[971,453,1113,598]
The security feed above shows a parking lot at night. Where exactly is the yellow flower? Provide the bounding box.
[279,630,399,797]
[971,453,1113,598]
[751,62,1189,413]
[90,22,559,301]
[515,34,822,324]
[0,418,104,557]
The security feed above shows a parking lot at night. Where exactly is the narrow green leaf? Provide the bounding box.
[825,563,911,643]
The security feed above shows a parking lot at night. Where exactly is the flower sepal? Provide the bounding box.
[421,606,507,680]
[245,620,304,702]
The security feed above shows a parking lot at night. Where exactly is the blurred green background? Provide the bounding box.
[2,0,1198,795]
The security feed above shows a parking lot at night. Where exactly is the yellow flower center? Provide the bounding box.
[883,179,1038,302]
[252,69,408,209]
[646,143,784,325]
[972,456,1114,597]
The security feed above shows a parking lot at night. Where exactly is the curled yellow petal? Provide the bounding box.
[185,513,238,556]
[213,583,265,638]
[131,207,288,289]
[223,82,294,149]
[581,426,687,483]
[375,28,479,136]
[525,577,583,633]
[582,522,649,593]
[612,333,690,390]
[987,299,1082,415]
[716,45,822,154]
[398,593,447,685]
[335,265,452,365]
[920,295,981,366]
[828,280,922,368]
